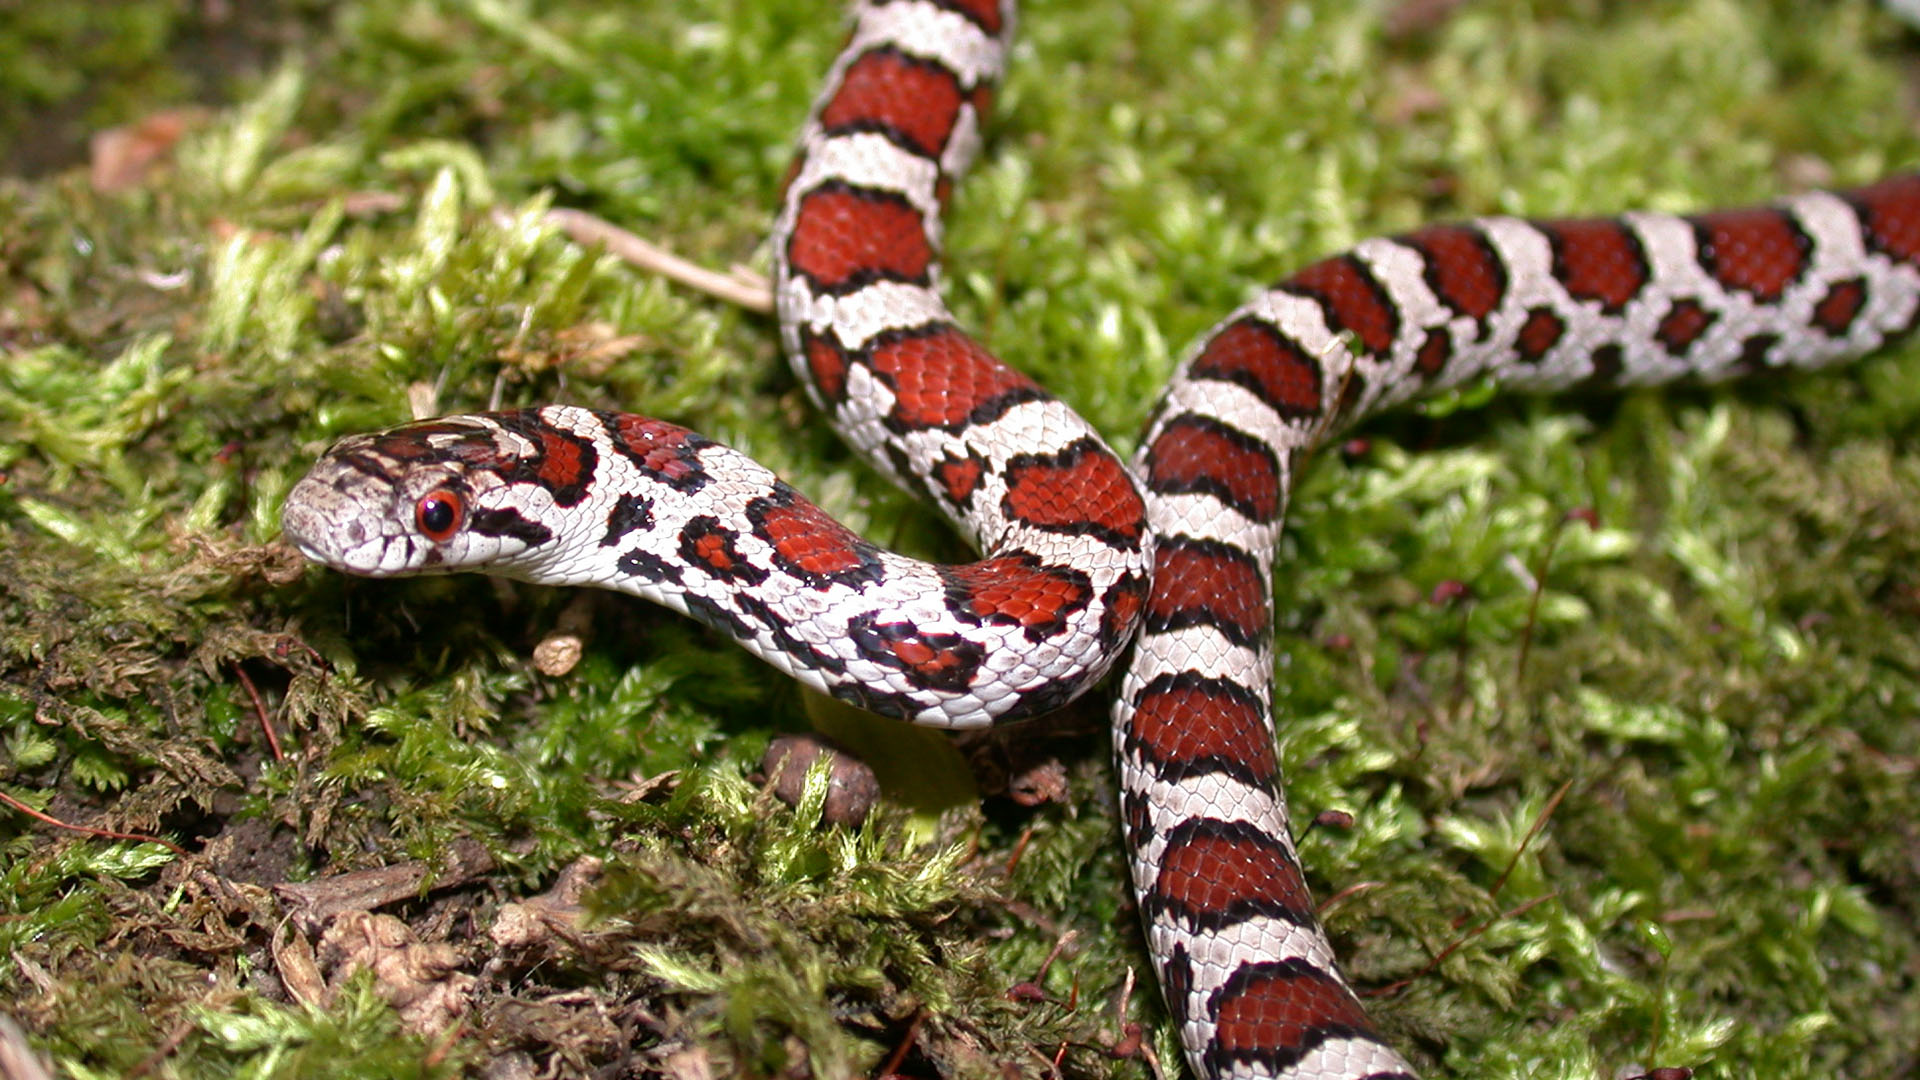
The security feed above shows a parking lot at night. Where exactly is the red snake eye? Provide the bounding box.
[414,490,465,541]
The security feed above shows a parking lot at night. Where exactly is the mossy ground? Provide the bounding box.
[2,0,1917,1077]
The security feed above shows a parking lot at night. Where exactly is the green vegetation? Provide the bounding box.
[2,0,1917,1077]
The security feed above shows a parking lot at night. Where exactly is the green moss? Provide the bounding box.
[1,0,1917,1076]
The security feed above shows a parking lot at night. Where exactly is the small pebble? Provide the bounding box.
[761,733,880,826]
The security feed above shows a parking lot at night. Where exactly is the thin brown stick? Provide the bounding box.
[231,664,284,763]
[422,1019,466,1070]
[1316,877,1384,916]
[874,1008,925,1078]
[1366,780,1572,998]
[1484,778,1574,907]
[0,789,187,858]
[1003,824,1034,876]
[535,208,773,313]
[1365,891,1558,998]
[274,632,333,673]
[123,1017,195,1079]
[1516,508,1596,683]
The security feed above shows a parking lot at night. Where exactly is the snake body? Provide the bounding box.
[282,2,1920,1076]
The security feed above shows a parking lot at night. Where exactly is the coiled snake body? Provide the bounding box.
[282,3,1920,1076]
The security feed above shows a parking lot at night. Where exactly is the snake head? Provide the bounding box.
[282,412,564,577]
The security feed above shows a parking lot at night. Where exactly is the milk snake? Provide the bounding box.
[281,2,1920,1076]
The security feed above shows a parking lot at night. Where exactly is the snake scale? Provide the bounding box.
[282,2,1920,1076]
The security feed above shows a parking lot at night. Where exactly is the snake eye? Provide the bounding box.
[414,490,465,541]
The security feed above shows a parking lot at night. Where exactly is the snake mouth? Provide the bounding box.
[281,519,359,573]
[278,497,329,559]
[281,473,394,574]
[286,536,327,565]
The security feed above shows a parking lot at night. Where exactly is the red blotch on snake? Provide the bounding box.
[1695,206,1810,302]
[1143,415,1283,523]
[1288,254,1399,356]
[1813,277,1868,337]
[1515,306,1567,363]
[868,325,1044,430]
[1001,438,1145,544]
[748,492,882,587]
[1127,674,1278,787]
[1152,820,1313,926]
[1542,217,1649,314]
[787,185,933,290]
[943,554,1091,637]
[1147,539,1269,647]
[606,415,709,490]
[938,0,1006,34]
[1190,317,1325,422]
[1209,961,1379,1061]
[933,453,985,506]
[821,48,967,158]
[1849,174,1920,265]
[1655,298,1716,356]
[1406,224,1506,324]
[802,329,852,403]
